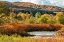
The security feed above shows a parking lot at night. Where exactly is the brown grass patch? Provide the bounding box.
[0,23,63,36]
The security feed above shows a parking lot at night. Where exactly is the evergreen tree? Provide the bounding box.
[0,2,10,16]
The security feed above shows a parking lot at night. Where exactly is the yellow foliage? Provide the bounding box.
[21,13,30,19]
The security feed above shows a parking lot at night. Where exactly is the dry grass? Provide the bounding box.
[36,36,64,42]
[56,26,64,36]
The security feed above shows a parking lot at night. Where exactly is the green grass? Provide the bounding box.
[0,34,35,42]
[0,34,64,42]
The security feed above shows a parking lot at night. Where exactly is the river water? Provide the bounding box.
[27,31,56,38]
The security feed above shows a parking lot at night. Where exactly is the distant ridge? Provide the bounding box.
[2,1,64,14]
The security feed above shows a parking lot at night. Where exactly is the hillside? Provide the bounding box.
[4,1,64,14]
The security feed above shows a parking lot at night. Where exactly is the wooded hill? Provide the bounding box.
[4,1,64,14]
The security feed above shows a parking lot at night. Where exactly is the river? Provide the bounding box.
[27,31,56,38]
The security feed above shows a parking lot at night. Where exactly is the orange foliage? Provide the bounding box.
[9,12,15,17]
[21,13,30,19]
[0,23,63,35]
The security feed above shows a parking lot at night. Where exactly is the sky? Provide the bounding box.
[3,0,64,8]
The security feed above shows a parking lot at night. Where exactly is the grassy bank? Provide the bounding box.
[0,34,64,42]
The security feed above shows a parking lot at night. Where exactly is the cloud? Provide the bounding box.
[20,0,64,8]
[21,0,44,4]
[47,0,64,7]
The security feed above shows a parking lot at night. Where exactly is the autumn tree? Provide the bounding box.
[47,14,55,24]
[35,12,41,19]
[24,16,35,24]
[56,12,64,24]
[9,12,17,23]
[17,12,23,20]
[20,13,30,20]
[36,14,48,24]
[30,11,33,16]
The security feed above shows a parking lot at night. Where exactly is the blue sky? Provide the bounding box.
[5,0,64,8]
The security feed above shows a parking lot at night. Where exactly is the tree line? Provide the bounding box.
[0,2,64,24]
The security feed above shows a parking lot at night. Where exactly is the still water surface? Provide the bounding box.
[28,31,56,38]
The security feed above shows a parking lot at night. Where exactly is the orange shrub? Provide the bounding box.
[0,23,63,36]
